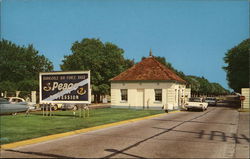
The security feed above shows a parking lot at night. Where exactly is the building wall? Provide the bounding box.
[111,82,186,110]
[241,88,249,109]
[185,88,191,98]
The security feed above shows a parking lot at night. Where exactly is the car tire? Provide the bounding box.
[73,105,78,110]
[52,105,58,111]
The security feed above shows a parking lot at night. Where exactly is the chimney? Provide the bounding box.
[149,48,153,57]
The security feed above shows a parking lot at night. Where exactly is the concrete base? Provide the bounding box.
[238,108,250,112]
[111,105,181,111]
[111,105,163,110]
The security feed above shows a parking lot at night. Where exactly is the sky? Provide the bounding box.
[1,0,249,90]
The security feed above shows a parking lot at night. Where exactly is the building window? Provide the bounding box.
[155,89,162,102]
[121,89,128,101]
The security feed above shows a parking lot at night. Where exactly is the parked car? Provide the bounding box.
[4,97,36,110]
[205,97,217,106]
[4,97,25,104]
[184,97,208,111]
[0,98,29,115]
[61,103,77,111]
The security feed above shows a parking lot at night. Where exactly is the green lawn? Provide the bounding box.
[0,108,163,144]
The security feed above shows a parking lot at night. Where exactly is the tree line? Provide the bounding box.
[0,40,53,97]
[1,38,248,101]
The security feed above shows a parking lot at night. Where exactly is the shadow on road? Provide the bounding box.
[103,107,249,158]
[152,127,250,144]
[103,108,215,158]
[105,149,146,159]
[152,118,236,125]
[4,149,76,158]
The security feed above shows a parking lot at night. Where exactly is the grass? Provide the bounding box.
[0,108,163,145]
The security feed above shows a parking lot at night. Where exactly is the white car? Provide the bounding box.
[184,97,208,111]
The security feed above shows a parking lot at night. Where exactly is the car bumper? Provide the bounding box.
[208,102,216,106]
[185,106,204,109]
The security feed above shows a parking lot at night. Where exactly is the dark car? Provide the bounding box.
[205,97,217,106]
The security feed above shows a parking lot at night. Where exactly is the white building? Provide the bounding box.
[110,52,188,111]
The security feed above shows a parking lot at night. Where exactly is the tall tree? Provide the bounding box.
[0,40,53,92]
[61,38,134,102]
[223,38,250,93]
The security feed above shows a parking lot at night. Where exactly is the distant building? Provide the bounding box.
[110,50,188,111]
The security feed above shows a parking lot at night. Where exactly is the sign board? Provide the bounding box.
[39,71,90,104]
[240,96,245,101]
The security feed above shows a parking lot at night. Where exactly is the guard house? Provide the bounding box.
[110,50,187,110]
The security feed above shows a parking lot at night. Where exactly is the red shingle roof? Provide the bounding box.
[111,56,186,83]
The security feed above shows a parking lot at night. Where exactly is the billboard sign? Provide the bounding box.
[39,71,90,104]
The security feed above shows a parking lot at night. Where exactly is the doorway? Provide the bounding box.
[136,89,144,108]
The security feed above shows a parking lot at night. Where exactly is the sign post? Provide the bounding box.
[39,71,91,117]
[240,96,245,109]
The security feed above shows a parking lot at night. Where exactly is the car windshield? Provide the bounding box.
[206,97,216,100]
[189,98,202,102]
[4,97,10,101]
[0,98,10,104]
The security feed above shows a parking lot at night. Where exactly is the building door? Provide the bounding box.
[136,89,144,108]
[178,89,181,106]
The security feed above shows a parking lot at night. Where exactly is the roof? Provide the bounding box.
[111,56,186,83]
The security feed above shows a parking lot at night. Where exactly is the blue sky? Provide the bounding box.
[1,0,249,90]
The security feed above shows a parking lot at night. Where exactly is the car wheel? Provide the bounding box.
[52,105,58,111]
[73,105,78,110]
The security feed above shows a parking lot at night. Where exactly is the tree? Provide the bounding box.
[223,39,250,93]
[0,39,53,92]
[185,76,201,95]
[210,83,229,95]
[61,38,134,103]
[185,76,229,96]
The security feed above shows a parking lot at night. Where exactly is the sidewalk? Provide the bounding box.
[234,112,250,158]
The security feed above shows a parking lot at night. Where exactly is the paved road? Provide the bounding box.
[1,107,249,158]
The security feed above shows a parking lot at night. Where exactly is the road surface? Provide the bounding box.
[1,107,249,158]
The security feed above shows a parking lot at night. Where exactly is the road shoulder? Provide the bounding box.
[234,112,250,158]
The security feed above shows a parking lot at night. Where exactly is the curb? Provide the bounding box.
[0,110,180,150]
[238,108,250,112]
